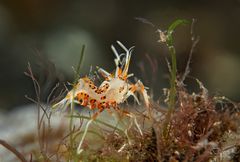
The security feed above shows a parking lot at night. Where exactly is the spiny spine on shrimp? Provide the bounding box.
[52,41,150,113]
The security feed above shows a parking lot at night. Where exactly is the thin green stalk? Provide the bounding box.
[168,45,177,112]
[68,45,85,160]
[162,45,177,139]
[68,101,74,159]
[74,45,85,83]
[162,19,189,139]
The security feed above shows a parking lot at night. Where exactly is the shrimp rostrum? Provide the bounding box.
[53,41,150,118]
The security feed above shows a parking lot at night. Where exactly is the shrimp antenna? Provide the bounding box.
[116,41,135,78]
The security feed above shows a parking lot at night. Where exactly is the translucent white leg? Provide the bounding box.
[133,115,143,136]
[77,119,93,154]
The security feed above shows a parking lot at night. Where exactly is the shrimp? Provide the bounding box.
[53,41,150,118]
[53,41,150,154]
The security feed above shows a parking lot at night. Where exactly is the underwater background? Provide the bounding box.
[0,0,240,110]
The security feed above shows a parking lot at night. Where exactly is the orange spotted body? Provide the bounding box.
[53,41,149,118]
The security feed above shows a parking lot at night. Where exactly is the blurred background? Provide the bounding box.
[0,0,240,110]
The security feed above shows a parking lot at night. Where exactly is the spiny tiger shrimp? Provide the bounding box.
[53,41,150,118]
